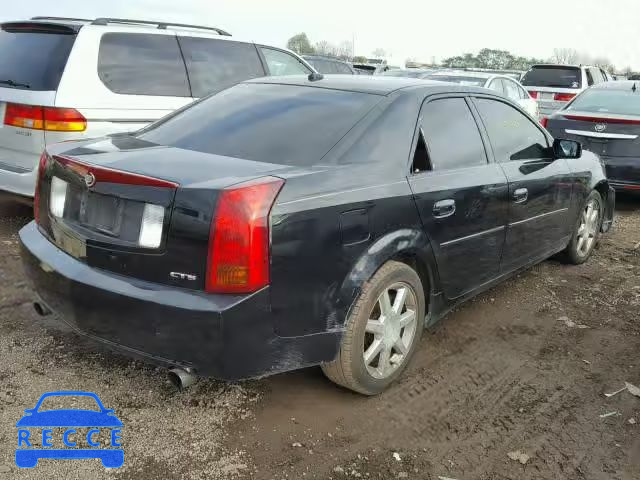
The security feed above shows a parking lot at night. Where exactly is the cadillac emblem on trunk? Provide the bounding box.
[83,172,96,188]
[595,123,607,133]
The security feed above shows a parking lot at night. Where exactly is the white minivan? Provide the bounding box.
[0,17,314,199]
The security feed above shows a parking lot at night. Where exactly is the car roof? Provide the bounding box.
[592,80,640,90]
[530,64,599,69]
[246,74,489,96]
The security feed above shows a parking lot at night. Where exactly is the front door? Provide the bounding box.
[472,96,574,273]
[408,96,509,300]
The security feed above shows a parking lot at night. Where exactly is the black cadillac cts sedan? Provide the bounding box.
[19,76,615,395]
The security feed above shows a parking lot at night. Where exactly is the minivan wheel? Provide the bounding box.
[564,190,603,264]
[322,261,425,395]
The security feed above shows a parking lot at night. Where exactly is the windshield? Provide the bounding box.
[426,75,486,87]
[0,23,76,91]
[139,83,380,166]
[521,66,582,89]
[566,88,640,116]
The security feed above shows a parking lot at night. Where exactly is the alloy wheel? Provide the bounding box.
[363,282,418,380]
[576,198,601,256]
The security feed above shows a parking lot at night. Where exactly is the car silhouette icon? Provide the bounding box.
[15,391,123,468]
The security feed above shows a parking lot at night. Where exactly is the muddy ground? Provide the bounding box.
[0,196,638,480]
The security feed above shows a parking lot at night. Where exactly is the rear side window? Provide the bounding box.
[335,63,353,74]
[259,47,311,76]
[503,79,520,100]
[98,33,190,97]
[0,23,76,91]
[139,83,379,166]
[421,98,487,170]
[521,66,582,89]
[178,37,265,97]
[475,98,550,162]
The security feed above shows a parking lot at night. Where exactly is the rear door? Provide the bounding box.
[472,96,574,272]
[0,22,76,172]
[408,96,509,299]
[54,28,195,142]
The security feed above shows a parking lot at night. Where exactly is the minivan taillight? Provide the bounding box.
[33,151,50,224]
[206,177,284,294]
[4,103,86,132]
[554,93,576,102]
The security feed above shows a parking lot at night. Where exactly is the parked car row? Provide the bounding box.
[0,17,314,199]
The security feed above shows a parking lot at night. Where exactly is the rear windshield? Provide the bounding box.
[426,75,485,87]
[138,83,380,165]
[566,88,640,116]
[521,66,582,89]
[0,23,76,91]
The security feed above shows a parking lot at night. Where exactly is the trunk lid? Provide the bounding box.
[37,136,297,290]
[546,110,640,158]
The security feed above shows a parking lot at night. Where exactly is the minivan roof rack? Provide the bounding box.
[90,18,231,36]
[31,16,95,23]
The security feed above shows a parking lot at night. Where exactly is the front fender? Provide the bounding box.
[332,228,441,329]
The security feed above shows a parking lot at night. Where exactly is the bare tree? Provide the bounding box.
[372,48,386,59]
[552,48,579,65]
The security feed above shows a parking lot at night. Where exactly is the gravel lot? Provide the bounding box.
[0,196,638,479]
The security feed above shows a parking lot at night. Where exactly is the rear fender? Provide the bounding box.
[331,228,442,330]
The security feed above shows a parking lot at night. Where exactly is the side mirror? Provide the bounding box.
[553,138,582,159]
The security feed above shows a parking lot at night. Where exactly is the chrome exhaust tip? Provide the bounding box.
[168,367,197,391]
[33,301,52,317]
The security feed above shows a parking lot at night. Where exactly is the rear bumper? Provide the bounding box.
[19,222,340,379]
[603,156,640,193]
[0,162,37,198]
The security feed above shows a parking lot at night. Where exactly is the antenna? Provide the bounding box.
[633,83,637,93]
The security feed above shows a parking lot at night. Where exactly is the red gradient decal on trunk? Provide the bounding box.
[54,155,179,188]
[562,115,640,125]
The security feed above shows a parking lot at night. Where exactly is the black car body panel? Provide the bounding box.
[20,76,614,380]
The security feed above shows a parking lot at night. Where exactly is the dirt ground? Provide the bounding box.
[0,195,638,480]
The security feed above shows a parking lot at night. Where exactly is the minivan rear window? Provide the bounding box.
[0,23,76,91]
[521,66,582,89]
[138,83,380,166]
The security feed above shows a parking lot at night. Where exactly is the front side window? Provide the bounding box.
[475,98,550,162]
[178,37,265,97]
[98,33,190,97]
[503,80,520,101]
[420,98,487,170]
[259,47,311,76]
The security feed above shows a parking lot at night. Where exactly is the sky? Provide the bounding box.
[2,0,639,70]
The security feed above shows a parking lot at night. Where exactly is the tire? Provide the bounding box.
[322,261,426,395]
[563,190,604,265]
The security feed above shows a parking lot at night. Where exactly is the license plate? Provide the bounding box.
[52,225,86,259]
[82,193,123,236]
[540,93,555,100]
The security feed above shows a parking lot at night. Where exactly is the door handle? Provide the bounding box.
[433,199,456,218]
[513,188,528,204]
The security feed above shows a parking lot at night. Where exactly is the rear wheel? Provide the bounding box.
[322,261,425,395]
[564,190,603,264]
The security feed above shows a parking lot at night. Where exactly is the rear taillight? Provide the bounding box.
[554,93,576,102]
[528,91,538,99]
[206,177,284,294]
[540,117,549,128]
[4,103,86,132]
[33,151,50,224]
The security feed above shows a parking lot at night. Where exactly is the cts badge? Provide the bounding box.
[170,272,197,281]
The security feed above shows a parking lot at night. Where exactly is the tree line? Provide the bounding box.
[286,33,630,73]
